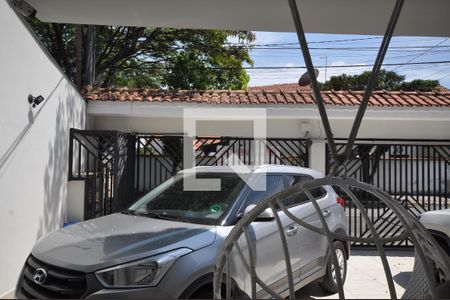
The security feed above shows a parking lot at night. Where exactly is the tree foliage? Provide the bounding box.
[320,69,439,91]
[27,18,255,89]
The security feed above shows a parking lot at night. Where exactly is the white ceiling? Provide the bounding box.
[25,0,450,37]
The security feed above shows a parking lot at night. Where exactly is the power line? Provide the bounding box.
[227,36,446,47]
[250,51,450,59]
[115,60,450,71]
[228,36,382,47]
[436,73,450,81]
[422,66,450,80]
[235,45,450,50]
[390,38,449,72]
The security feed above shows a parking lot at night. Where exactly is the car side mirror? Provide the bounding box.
[243,204,275,221]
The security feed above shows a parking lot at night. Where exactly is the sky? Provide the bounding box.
[244,32,450,88]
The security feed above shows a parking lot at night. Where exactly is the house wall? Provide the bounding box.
[0,2,86,296]
[92,115,450,141]
[92,115,450,173]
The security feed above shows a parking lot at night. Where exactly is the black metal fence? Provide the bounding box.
[326,140,450,246]
[69,129,134,219]
[134,135,310,198]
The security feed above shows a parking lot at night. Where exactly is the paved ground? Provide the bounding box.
[296,249,415,299]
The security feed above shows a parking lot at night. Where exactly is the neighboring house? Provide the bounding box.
[78,85,450,251]
[81,85,450,216]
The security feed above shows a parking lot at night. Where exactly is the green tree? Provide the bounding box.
[320,69,439,91]
[398,79,440,92]
[27,18,254,89]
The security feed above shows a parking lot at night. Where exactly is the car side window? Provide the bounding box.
[283,175,327,207]
[244,175,284,207]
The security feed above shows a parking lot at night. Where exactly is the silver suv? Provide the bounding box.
[16,165,349,299]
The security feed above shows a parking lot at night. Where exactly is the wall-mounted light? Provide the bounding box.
[28,94,44,108]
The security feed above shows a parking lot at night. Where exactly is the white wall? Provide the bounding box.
[0,2,86,295]
[91,113,449,175]
[91,115,450,141]
[93,116,306,138]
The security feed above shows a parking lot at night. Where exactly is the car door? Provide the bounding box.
[238,174,292,297]
[283,175,330,280]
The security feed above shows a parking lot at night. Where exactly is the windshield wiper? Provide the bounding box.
[121,209,137,215]
[145,211,180,222]
[122,209,179,221]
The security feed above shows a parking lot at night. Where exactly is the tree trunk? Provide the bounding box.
[84,25,96,86]
[75,25,83,89]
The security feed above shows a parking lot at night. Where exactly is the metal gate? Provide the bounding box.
[135,135,310,198]
[326,140,450,246]
[69,129,135,219]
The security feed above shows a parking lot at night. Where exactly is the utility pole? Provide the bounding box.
[325,56,328,82]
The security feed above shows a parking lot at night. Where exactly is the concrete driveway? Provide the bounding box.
[296,249,415,299]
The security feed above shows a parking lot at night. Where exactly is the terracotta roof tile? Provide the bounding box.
[84,85,450,108]
[248,83,311,92]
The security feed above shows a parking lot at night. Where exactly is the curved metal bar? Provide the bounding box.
[225,251,231,299]
[243,227,257,299]
[270,204,296,299]
[234,242,282,299]
[276,199,325,234]
[277,198,408,244]
[340,179,446,299]
[303,188,345,300]
[341,186,397,299]
[213,176,450,299]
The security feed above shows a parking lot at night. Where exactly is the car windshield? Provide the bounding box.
[127,172,246,225]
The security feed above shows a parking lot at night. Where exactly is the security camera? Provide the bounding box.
[7,0,36,17]
[28,94,44,108]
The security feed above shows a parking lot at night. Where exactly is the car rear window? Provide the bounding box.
[283,175,327,207]
[244,175,285,207]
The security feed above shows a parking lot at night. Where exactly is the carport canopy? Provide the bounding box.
[19,0,450,37]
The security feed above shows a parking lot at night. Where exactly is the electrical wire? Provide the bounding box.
[232,45,450,50]
[124,60,450,71]
[390,38,449,72]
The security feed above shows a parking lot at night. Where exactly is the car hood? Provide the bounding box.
[31,213,216,273]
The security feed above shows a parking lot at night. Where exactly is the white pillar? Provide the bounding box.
[309,141,326,175]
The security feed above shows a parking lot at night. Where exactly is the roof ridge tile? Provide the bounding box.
[84,87,450,107]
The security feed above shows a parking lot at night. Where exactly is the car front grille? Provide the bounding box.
[19,256,87,299]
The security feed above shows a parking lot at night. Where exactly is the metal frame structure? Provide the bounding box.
[288,0,404,174]
[213,0,450,298]
[213,177,450,299]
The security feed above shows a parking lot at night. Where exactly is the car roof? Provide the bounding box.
[179,164,323,178]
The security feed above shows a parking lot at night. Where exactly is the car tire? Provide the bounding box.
[188,286,213,299]
[319,241,347,293]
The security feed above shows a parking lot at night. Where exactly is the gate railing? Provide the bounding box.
[69,129,134,219]
[326,139,450,246]
[135,135,310,198]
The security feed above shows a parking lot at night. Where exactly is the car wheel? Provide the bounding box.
[319,241,347,293]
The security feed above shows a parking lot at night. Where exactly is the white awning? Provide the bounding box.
[25,0,450,37]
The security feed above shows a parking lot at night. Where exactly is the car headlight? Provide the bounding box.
[95,248,192,288]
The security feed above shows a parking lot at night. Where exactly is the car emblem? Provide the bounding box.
[32,268,47,285]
